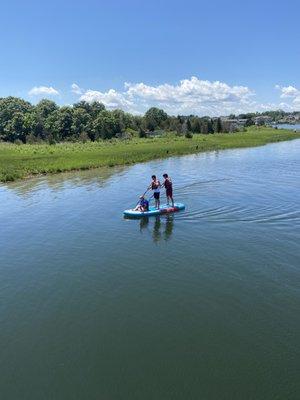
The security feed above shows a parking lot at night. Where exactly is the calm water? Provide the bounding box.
[275,123,300,131]
[1,140,300,400]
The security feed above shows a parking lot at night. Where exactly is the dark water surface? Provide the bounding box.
[1,140,300,400]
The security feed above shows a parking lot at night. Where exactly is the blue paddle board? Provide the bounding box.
[123,202,185,218]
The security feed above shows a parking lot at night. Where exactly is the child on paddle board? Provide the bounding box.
[162,173,174,207]
[134,195,149,212]
[148,175,161,209]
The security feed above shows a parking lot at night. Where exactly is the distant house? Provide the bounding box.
[220,118,246,132]
[283,114,300,123]
[254,116,272,125]
[237,119,249,126]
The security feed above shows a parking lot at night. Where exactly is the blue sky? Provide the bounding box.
[1,0,300,115]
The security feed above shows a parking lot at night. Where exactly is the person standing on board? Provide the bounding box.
[162,173,174,207]
[149,175,161,209]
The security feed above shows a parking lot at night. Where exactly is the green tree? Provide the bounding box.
[92,110,120,139]
[168,117,182,133]
[56,107,74,140]
[23,112,47,140]
[44,107,74,141]
[200,119,209,134]
[90,101,106,118]
[144,107,168,131]
[132,115,143,131]
[71,107,92,138]
[3,112,27,142]
[73,101,92,113]
[186,119,192,131]
[34,99,58,119]
[0,97,32,141]
[112,109,134,132]
[73,101,105,118]
[190,117,201,133]
[213,118,222,133]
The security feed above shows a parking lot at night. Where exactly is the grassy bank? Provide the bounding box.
[1,127,300,182]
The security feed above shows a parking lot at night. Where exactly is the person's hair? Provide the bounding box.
[163,173,168,178]
[152,175,156,179]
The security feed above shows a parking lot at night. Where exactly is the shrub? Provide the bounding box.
[26,133,42,144]
[125,128,138,137]
[79,132,90,143]
[185,132,193,139]
[139,128,147,138]
[48,134,56,145]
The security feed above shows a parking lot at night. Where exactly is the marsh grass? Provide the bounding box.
[1,127,299,182]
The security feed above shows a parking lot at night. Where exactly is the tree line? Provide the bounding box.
[231,110,300,122]
[1,96,283,144]
[0,97,229,143]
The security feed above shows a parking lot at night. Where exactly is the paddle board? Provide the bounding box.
[123,203,185,218]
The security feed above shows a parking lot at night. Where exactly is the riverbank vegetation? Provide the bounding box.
[0,97,235,144]
[2,96,298,145]
[1,127,299,182]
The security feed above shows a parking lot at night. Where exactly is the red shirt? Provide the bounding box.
[164,178,172,190]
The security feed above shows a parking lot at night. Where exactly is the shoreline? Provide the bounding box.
[1,127,300,183]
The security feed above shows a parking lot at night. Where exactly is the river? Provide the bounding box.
[1,140,299,400]
[274,123,300,131]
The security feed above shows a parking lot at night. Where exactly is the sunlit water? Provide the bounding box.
[0,140,299,400]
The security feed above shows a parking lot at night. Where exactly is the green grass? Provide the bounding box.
[1,127,299,182]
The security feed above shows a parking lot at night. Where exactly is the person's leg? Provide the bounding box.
[166,190,173,206]
[154,193,159,209]
[169,190,174,206]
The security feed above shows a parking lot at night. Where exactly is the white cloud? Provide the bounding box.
[71,83,83,95]
[125,77,253,103]
[280,85,299,98]
[275,84,300,109]
[126,77,257,115]
[80,89,135,111]
[28,86,59,96]
[77,77,300,116]
[78,77,257,116]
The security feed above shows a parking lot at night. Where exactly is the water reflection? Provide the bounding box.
[2,165,126,198]
[139,215,174,242]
